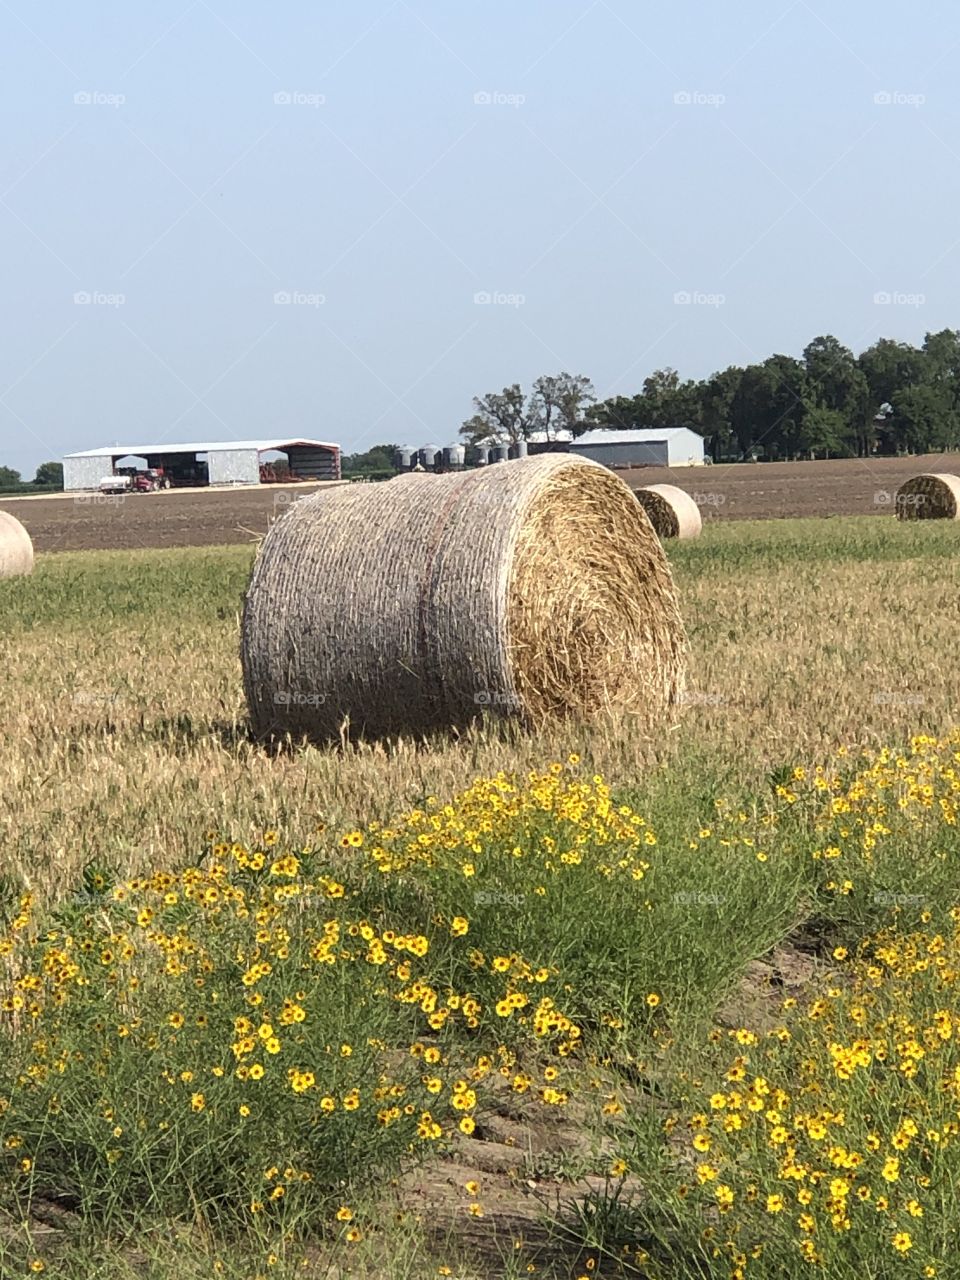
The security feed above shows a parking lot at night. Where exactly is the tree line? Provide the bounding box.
[459,331,960,460]
[0,461,63,492]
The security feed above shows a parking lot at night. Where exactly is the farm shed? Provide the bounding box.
[569,428,705,469]
[62,438,341,491]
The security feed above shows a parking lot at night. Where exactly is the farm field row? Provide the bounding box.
[4,453,960,552]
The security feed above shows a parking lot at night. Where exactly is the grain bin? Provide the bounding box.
[895,473,960,521]
[418,446,440,471]
[491,443,510,464]
[511,440,529,459]
[242,454,686,742]
[443,444,465,470]
[635,485,702,540]
[0,511,34,578]
[395,447,413,471]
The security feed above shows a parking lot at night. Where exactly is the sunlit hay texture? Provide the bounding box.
[895,472,960,521]
[635,484,703,540]
[0,510,34,578]
[241,453,686,743]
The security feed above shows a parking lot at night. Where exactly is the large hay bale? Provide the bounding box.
[635,484,702,540]
[242,454,686,741]
[0,511,34,578]
[895,473,960,521]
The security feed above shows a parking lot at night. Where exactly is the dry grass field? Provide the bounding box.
[2,518,958,897]
[2,515,960,1279]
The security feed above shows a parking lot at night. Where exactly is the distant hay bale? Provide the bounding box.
[635,485,702,540]
[0,511,34,578]
[895,473,960,521]
[241,454,686,742]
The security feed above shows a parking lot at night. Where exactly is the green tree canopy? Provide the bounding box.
[461,374,595,444]
[341,443,401,474]
[33,461,64,487]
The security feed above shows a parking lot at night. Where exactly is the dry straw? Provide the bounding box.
[0,511,34,579]
[241,453,686,741]
[635,484,703,540]
[895,473,960,521]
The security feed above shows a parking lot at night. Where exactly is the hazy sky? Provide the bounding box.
[2,1,959,475]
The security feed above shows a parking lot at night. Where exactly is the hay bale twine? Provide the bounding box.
[635,484,702,540]
[895,473,960,521]
[241,453,686,741]
[0,511,34,578]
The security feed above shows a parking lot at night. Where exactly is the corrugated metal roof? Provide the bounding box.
[64,438,339,459]
[571,427,700,446]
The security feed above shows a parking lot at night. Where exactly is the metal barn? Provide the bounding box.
[62,437,341,491]
[568,428,705,469]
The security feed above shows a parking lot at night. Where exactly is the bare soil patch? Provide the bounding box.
[6,455,960,552]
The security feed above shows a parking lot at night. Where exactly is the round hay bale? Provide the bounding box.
[895,473,960,521]
[635,484,702,540]
[241,454,686,741]
[0,511,34,578]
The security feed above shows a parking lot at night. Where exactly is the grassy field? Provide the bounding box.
[1,517,960,1278]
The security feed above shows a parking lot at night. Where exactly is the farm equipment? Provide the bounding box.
[132,469,169,492]
[259,461,297,484]
[99,468,171,494]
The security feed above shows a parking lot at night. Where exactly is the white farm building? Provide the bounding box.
[568,428,705,469]
[62,437,341,491]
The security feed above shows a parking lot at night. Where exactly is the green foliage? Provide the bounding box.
[461,373,595,444]
[0,546,254,633]
[341,443,400,474]
[584,328,960,461]
[33,461,64,488]
[586,368,702,437]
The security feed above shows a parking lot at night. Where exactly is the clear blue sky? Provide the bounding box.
[2,0,959,475]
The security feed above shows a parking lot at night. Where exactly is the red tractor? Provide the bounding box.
[131,468,170,492]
